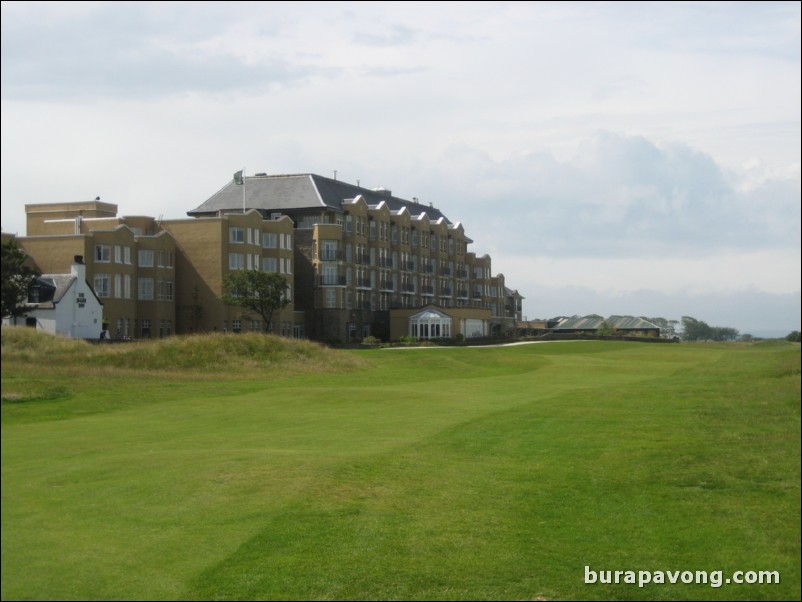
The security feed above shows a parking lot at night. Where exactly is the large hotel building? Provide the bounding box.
[6,173,524,343]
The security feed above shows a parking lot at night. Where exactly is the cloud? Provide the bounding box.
[410,132,801,259]
[0,3,321,100]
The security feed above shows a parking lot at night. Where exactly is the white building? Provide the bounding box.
[21,256,104,339]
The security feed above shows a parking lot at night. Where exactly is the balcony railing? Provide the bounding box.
[320,250,341,261]
[319,275,346,286]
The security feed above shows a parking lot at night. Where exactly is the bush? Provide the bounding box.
[361,335,381,346]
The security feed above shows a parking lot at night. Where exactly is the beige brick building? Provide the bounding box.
[7,172,523,342]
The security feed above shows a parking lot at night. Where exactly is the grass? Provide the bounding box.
[1,328,799,600]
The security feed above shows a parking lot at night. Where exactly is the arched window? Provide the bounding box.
[409,307,452,340]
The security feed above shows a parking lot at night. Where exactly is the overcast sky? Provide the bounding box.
[2,1,800,335]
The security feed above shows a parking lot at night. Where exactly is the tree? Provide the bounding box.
[222,270,289,332]
[681,316,739,341]
[681,316,712,341]
[596,320,616,336]
[643,316,678,339]
[1,239,40,321]
[786,331,801,343]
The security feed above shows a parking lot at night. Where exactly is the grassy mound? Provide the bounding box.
[2,326,368,376]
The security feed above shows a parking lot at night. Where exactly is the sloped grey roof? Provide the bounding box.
[607,316,660,330]
[30,274,76,309]
[188,173,451,223]
[553,315,661,331]
[554,315,606,330]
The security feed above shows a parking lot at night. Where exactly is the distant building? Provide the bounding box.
[552,315,660,337]
[7,255,104,339]
[6,172,523,342]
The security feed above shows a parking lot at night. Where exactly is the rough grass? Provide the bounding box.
[1,328,799,601]
[1,327,368,378]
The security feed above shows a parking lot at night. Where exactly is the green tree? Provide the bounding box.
[222,270,289,332]
[681,316,712,341]
[596,320,616,336]
[786,331,801,343]
[710,326,739,341]
[1,239,40,321]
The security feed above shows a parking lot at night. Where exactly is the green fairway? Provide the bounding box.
[2,332,800,600]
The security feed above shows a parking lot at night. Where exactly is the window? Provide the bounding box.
[325,288,337,308]
[283,233,292,250]
[141,319,151,338]
[409,308,452,340]
[95,245,111,263]
[94,274,110,297]
[124,246,132,264]
[263,257,277,273]
[263,232,278,248]
[229,253,244,270]
[321,240,338,261]
[124,275,132,299]
[345,215,353,234]
[159,320,172,337]
[114,274,122,298]
[158,251,173,268]
[322,265,338,285]
[157,280,173,301]
[229,227,244,243]
[138,250,155,267]
[114,245,122,263]
[232,319,242,333]
[138,278,154,300]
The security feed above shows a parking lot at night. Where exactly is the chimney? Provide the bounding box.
[71,255,87,281]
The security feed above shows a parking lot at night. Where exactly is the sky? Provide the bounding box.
[1,1,800,336]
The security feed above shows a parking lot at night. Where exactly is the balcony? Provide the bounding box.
[319,250,341,261]
[356,278,372,289]
[319,275,346,286]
